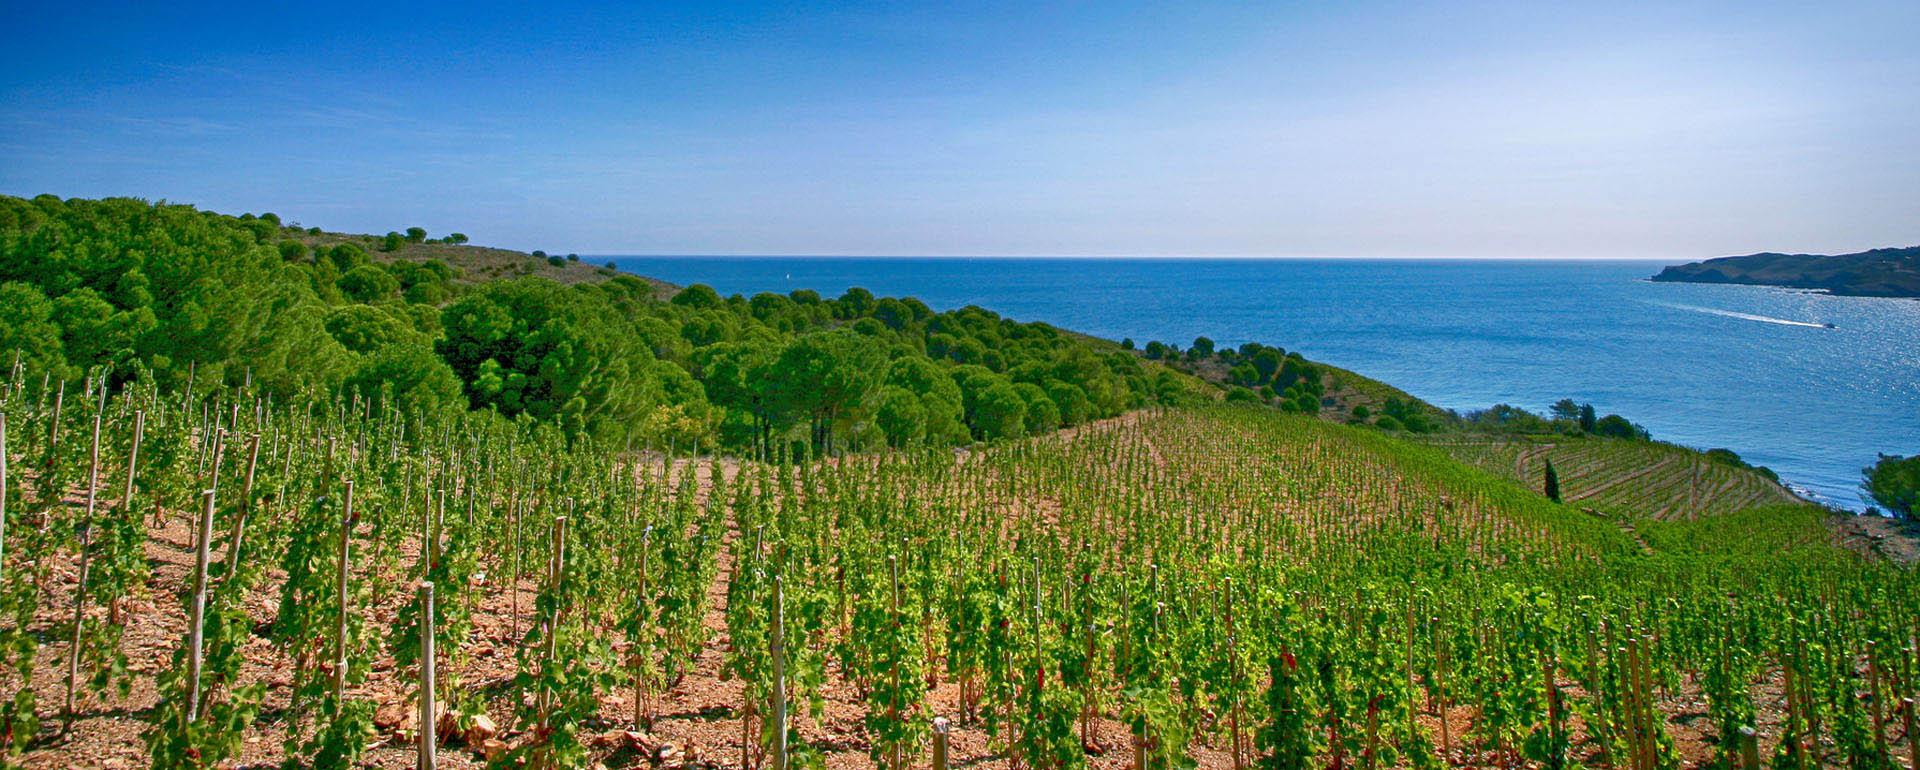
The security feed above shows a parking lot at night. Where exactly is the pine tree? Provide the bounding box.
[1544,458,1562,503]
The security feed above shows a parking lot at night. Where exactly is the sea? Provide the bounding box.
[606,257,1920,511]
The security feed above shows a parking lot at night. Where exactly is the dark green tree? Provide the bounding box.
[1549,398,1580,422]
[875,386,927,447]
[1862,454,1918,518]
[765,329,884,451]
[1012,382,1060,434]
[1544,458,1562,503]
[1250,347,1285,384]
[1592,414,1645,440]
[1189,336,1215,359]
[972,380,1028,440]
[436,278,667,435]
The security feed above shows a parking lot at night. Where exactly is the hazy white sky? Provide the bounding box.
[2,1,1915,258]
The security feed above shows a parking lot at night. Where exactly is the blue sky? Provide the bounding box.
[2,1,1915,258]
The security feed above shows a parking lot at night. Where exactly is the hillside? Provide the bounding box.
[4,194,1917,770]
[1419,433,1803,520]
[1651,245,1920,298]
[291,227,678,295]
[0,194,1211,453]
[5,385,1914,770]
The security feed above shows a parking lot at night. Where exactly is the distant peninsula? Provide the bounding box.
[1651,245,1920,298]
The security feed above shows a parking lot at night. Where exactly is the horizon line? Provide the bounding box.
[584,253,1683,262]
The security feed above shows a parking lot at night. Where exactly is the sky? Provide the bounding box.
[2,1,1916,258]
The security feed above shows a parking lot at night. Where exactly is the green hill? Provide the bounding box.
[1652,245,1920,298]
[0,194,1209,450]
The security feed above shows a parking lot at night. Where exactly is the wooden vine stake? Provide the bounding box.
[1866,643,1888,763]
[538,514,567,733]
[186,489,217,723]
[224,433,261,579]
[889,555,905,770]
[114,410,143,624]
[334,480,356,699]
[64,391,105,728]
[932,716,950,770]
[1900,695,1917,770]
[1433,616,1451,759]
[418,580,437,770]
[0,413,8,586]
[632,525,652,729]
[770,572,788,770]
[1226,576,1243,770]
[43,380,63,475]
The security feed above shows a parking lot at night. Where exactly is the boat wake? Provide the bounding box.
[1650,302,1832,329]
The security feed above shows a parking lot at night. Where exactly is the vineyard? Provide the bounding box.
[1,366,1916,770]
[1417,436,1802,521]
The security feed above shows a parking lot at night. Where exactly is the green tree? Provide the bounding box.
[691,340,780,451]
[53,287,151,373]
[1044,380,1093,427]
[671,284,723,309]
[765,329,884,452]
[326,243,369,272]
[0,281,66,376]
[1549,398,1580,422]
[886,357,967,443]
[404,226,428,243]
[1012,382,1060,434]
[336,265,399,302]
[835,286,876,319]
[1249,347,1284,384]
[876,386,928,447]
[1227,363,1261,388]
[1862,454,1919,518]
[1544,458,1562,503]
[1188,336,1215,359]
[437,278,665,435]
[1592,414,1645,440]
[972,380,1027,440]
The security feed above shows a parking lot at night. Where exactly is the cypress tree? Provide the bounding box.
[1544,458,1562,503]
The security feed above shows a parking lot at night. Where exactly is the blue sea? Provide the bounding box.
[607,257,1920,511]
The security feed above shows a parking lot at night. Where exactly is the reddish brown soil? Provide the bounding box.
[4,449,1914,770]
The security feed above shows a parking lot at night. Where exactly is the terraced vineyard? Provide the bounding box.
[4,371,1916,770]
[1419,434,1803,520]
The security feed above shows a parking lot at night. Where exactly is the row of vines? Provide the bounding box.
[0,361,1915,769]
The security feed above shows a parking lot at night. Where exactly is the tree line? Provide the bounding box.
[0,195,1205,455]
